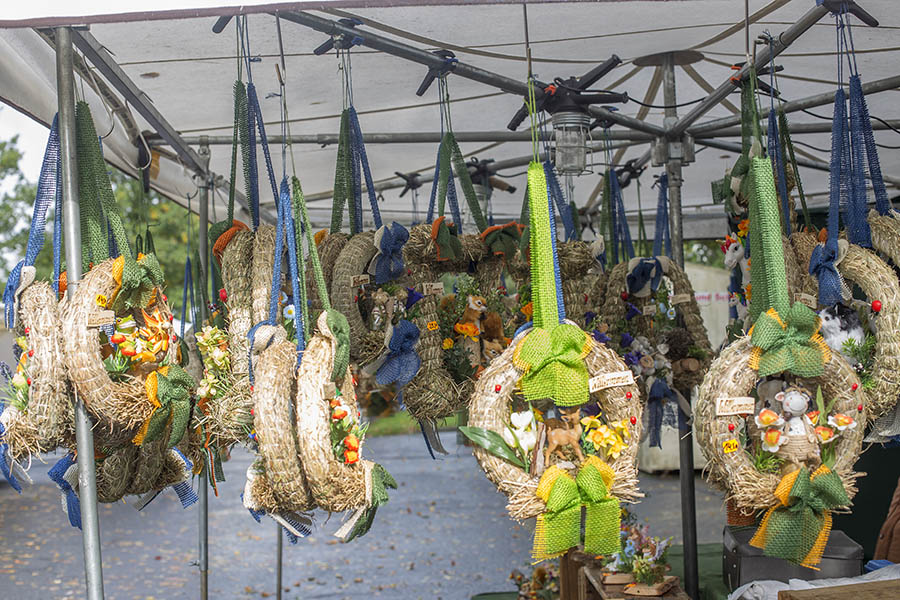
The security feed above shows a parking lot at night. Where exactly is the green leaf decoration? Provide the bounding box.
[458,426,525,469]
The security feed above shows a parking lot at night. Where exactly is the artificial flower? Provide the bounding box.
[10,372,27,389]
[510,410,535,431]
[755,409,784,429]
[279,291,288,305]
[805,410,820,426]
[828,413,857,431]
[283,304,296,320]
[521,302,533,319]
[454,322,479,340]
[332,406,349,420]
[343,434,360,451]
[606,437,627,460]
[442,338,454,350]
[737,219,749,239]
[344,449,359,464]
[658,302,667,314]
[330,398,341,408]
[620,333,635,348]
[592,329,611,345]
[580,416,603,431]
[110,333,126,344]
[761,427,786,453]
[625,303,641,321]
[666,307,677,320]
[613,419,631,441]
[815,425,837,444]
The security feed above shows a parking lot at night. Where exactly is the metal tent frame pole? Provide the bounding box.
[56,25,105,600]
[661,54,699,600]
[197,141,211,600]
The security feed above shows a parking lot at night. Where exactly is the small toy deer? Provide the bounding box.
[544,407,584,464]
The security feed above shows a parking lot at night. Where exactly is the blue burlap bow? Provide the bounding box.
[48,453,81,529]
[371,221,409,285]
[647,378,678,449]
[626,258,662,296]
[0,422,21,493]
[809,242,843,307]
[376,320,422,396]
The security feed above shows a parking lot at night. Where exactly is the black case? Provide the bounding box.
[722,526,863,590]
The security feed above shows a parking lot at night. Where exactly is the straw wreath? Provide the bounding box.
[125,437,168,496]
[331,231,388,365]
[220,229,254,375]
[295,311,370,513]
[868,209,900,269]
[696,336,863,511]
[3,281,73,460]
[557,242,596,322]
[60,259,176,434]
[250,225,277,326]
[468,326,643,521]
[95,443,140,503]
[251,327,314,512]
[307,232,348,321]
[788,231,820,300]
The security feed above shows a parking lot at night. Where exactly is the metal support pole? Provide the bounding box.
[197,140,211,600]
[275,525,283,600]
[56,26,105,600]
[662,54,699,600]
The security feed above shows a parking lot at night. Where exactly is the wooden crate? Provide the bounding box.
[777,580,900,600]
[580,566,690,600]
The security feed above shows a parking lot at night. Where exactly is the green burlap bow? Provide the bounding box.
[345,464,398,542]
[513,324,593,407]
[143,365,195,448]
[750,466,849,568]
[513,162,592,407]
[430,216,463,262]
[326,309,351,383]
[533,456,621,561]
[111,253,165,313]
[481,222,521,259]
[750,303,829,378]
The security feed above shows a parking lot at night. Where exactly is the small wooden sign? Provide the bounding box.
[351,274,370,287]
[323,382,336,398]
[423,282,444,296]
[642,304,657,316]
[670,293,691,305]
[722,438,739,454]
[715,395,755,417]
[88,310,116,327]
[794,292,817,309]
[426,320,439,331]
[589,370,635,393]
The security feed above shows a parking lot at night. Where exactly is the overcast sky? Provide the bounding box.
[0,103,47,184]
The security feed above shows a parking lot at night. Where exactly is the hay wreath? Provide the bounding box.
[220,229,254,375]
[306,232,348,321]
[468,327,643,520]
[696,336,863,510]
[60,258,178,434]
[2,280,73,461]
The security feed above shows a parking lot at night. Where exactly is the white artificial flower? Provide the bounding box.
[283,304,296,320]
[517,429,537,453]
[509,410,535,431]
[11,372,27,388]
[656,343,669,356]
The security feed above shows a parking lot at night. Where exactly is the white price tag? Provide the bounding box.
[715,396,755,417]
[589,370,635,393]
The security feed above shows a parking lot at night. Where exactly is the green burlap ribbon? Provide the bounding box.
[481,222,521,259]
[435,132,488,234]
[331,110,356,234]
[430,216,463,262]
[76,102,164,309]
[326,308,351,384]
[513,163,592,407]
[210,80,249,247]
[142,365,195,448]
[345,464,398,542]
[533,456,620,561]
[750,466,849,568]
[746,154,828,376]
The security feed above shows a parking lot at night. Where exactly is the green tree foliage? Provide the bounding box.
[0,133,200,323]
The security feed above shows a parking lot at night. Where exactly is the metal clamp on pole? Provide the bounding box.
[818,0,879,27]
[415,50,457,96]
[312,17,364,55]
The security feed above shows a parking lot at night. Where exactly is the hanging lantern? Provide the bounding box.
[552,110,591,175]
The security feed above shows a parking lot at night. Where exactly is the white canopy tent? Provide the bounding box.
[1,0,898,240]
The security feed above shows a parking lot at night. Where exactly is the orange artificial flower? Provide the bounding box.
[343,434,360,451]
[454,321,479,341]
[330,398,342,408]
[344,449,359,464]
[332,406,348,420]
[521,302,533,319]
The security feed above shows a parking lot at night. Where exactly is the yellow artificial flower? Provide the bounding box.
[613,419,631,441]
[442,337,454,350]
[606,437,627,460]
[580,416,603,431]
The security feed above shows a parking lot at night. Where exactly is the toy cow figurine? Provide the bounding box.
[774,385,820,475]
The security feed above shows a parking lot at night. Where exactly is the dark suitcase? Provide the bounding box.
[722,526,863,590]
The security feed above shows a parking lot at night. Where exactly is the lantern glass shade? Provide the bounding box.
[552,111,591,175]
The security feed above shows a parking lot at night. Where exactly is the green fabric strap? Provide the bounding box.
[290,177,311,342]
[326,309,351,384]
[577,462,621,555]
[345,464,397,542]
[210,80,248,247]
[540,473,582,557]
[435,133,489,233]
[145,365,195,448]
[748,156,789,320]
[292,176,331,312]
[432,218,463,261]
[74,103,110,272]
[513,163,592,407]
[331,110,354,234]
[779,109,812,231]
[751,303,827,378]
[236,81,253,227]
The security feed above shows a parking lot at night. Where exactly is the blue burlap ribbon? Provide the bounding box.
[809,242,843,307]
[626,258,662,296]
[371,221,409,285]
[375,320,422,397]
[0,422,21,493]
[647,378,678,449]
[48,453,81,529]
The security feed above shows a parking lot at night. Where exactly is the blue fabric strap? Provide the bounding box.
[347,107,383,230]
[767,109,792,236]
[652,174,671,258]
[611,171,635,261]
[546,176,566,322]
[850,75,891,215]
[247,83,280,231]
[647,378,677,448]
[810,88,847,307]
[4,115,60,328]
[847,76,873,247]
[48,453,81,529]
[426,150,440,224]
[543,161,576,242]
[627,257,663,296]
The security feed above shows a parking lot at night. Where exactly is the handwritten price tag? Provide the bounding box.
[722,439,739,454]
[351,274,370,287]
[426,321,439,331]
[642,304,657,316]
[589,370,635,393]
[670,293,691,305]
[88,310,116,327]
[794,292,817,309]
[423,282,444,296]
[715,396,755,417]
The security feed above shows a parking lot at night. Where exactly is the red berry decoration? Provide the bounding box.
[250,385,254,393]
[26,378,31,386]
[219,288,228,302]
[620,291,629,301]
[354,295,359,303]
[494,384,502,393]
[161,294,168,303]
[728,423,735,433]
[27,350,34,357]
[625,391,632,399]
[630,416,637,425]
[169,314,174,322]
[24,327,30,335]
[858,404,864,412]
[872,300,882,313]
[851,382,858,391]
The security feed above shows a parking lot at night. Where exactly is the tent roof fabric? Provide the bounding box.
[1,0,899,238]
